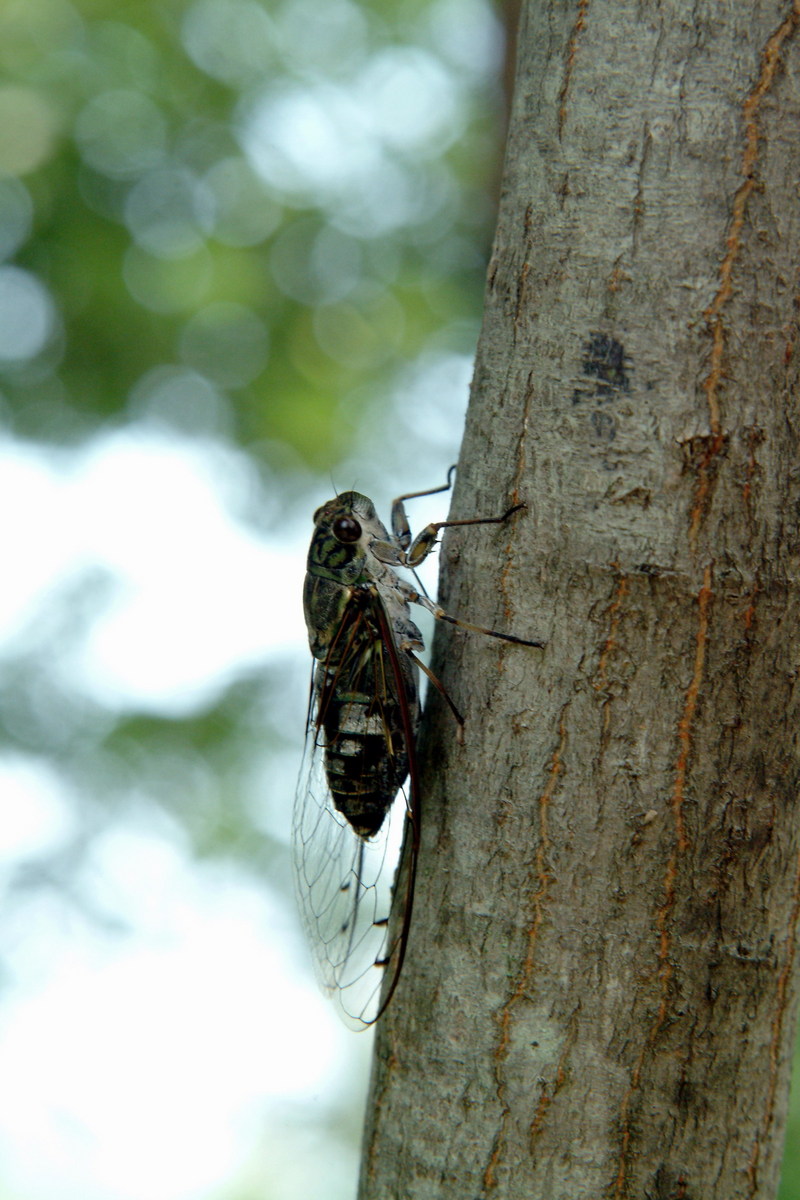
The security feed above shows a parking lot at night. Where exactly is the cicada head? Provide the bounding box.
[307,492,391,584]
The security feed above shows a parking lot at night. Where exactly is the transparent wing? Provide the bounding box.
[292,728,408,1028]
[292,592,419,1030]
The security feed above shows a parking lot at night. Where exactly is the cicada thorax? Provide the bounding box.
[316,587,419,838]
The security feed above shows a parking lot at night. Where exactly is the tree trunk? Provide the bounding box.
[359,2,800,1197]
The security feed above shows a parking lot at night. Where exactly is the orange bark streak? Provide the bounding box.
[746,849,800,1196]
[558,0,589,136]
[691,3,800,548]
[612,566,713,1197]
[484,710,567,1190]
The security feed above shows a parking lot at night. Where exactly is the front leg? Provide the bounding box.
[369,526,440,569]
[404,502,527,568]
[375,497,527,570]
[389,466,457,553]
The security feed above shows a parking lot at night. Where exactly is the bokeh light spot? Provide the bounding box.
[427,0,504,77]
[0,176,34,261]
[312,289,403,371]
[0,755,74,861]
[276,0,368,75]
[179,302,269,388]
[75,89,167,180]
[128,365,233,439]
[182,0,278,87]
[0,86,59,176]
[0,267,55,362]
[239,83,377,201]
[270,220,362,305]
[123,243,214,314]
[125,167,214,260]
[204,157,282,247]
[358,47,460,153]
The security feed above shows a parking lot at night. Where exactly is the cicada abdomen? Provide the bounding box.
[293,475,543,1028]
[316,591,418,838]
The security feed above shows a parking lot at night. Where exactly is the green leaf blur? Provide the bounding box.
[1,0,502,462]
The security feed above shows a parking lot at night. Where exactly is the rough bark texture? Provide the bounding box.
[359,2,800,1198]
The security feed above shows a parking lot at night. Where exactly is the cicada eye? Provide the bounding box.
[332,515,362,543]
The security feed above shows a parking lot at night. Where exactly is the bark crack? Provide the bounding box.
[746,848,800,1197]
[361,1039,401,1189]
[510,371,535,511]
[558,0,590,138]
[610,565,713,1199]
[482,703,569,1192]
[690,2,800,551]
[593,564,629,753]
[498,374,536,630]
[528,1003,581,1150]
[631,123,652,253]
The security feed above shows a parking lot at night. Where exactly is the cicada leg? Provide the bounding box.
[381,464,528,572]
[398,581,543,749]
[407,504,525,568]
[400,643,464,727]
[396,578,545,649]
[390,464,456,552]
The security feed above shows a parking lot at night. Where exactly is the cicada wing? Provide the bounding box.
[292,590,420,1029]
[292,727,405,1028]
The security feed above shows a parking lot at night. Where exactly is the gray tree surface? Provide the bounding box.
[359,1,800,1197]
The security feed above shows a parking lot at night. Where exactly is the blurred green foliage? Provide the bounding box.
[0,0,506,865]
[1,0,504,463]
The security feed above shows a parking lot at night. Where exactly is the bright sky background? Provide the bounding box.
[0,352,468,1200]
[0,426,354,1200]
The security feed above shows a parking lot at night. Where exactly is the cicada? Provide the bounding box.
[292,470,542,1028]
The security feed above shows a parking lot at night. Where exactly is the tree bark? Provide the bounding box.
[359,2,800,1198]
